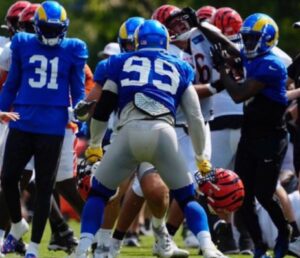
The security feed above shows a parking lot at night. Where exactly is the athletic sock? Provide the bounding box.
[10,218,29,240]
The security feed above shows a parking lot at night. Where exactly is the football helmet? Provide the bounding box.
[135,19,169,50]
[19,4,41,33]
[34,1,69,46]
[152,5,193,42]
[213,7,243,42]
[196,5,216,23]
[5,1,30,35]
[197,168,245,213]
[241,13,278,59]
[77,157,101,201]
[118,16,145,52]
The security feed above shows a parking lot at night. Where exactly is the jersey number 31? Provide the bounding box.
[29,55,59,90]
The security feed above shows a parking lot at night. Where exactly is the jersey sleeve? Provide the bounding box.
[182,61,195,87]
[0,42,11,71]
[94,59,108,86]
[0,34,22,111]
[84,64,94,95]
[69,39,88,107]
[288,53,300,81]
[105,54,123,85]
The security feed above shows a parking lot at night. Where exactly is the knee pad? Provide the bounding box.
[88,176,117,203]
[171,183,196,210]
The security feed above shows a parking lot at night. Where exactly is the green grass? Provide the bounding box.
[4,220,296,257]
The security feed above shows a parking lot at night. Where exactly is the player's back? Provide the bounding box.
[107,49,194,126]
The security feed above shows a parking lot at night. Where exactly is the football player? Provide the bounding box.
[211,13,291,258]
[93,16,190,258]
[75,20,225,258]
[0,2,87,258]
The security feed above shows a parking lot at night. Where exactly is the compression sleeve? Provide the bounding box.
[89,119,108,148]
[180,86,206,159]
[70,62,86,107]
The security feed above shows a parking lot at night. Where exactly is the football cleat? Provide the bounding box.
[24,253,37,258]
[152,225,189,258]
[48,230,78,254]
[289,236,300,257]
[1,234,18,254]
[202,246,228,258]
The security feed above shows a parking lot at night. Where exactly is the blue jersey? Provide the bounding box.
[242,51,288,136]
[94,59,108,86]
[243,51,288,105]
[106,49,195,117]
[0,32,87,135]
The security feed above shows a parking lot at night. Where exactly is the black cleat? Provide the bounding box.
[48,229,78,254]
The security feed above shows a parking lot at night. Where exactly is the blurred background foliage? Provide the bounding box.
[1,0,300,70]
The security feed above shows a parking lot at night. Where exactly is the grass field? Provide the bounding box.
[4,220,296,258]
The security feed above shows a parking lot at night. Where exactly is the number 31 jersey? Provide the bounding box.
[0,32,87,135]
[106,49,195,118]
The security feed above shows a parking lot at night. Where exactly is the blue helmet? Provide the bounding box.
[240,13,278,58]
[34,1,69,46]
[135,19,169,50]
[118,17,145,52]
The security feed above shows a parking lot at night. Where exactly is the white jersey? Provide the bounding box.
[189,26,220,121]
[169,44,193,125]
[0,41,11,71]
[272,46,292,68]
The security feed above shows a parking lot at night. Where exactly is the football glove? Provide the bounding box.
[196,158,212,176]
[210,43,227,71]
[74,100,96,121]
[85,146,103,164]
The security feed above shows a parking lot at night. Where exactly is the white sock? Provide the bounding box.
[0,229,5,243]
[197,231,214,250]
[26,242,39,256]
[77,233,94,253]
[97,228,112,246]
[152,216,165,229]
[10,218,29,240]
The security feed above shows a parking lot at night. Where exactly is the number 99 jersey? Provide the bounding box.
[106,50,195,118]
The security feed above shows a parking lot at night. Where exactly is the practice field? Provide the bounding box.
[4,220,296,258]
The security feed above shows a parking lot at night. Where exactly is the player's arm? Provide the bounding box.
[180,85,206,160]
[89,79,118,148]
[0,40,22,111]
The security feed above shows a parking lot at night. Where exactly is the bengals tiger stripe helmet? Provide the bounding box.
[213,7,243,42]
[198,168,245,213]
[196,5,216,23]
[4,1,30,36]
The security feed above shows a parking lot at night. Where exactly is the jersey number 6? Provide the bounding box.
[121,56,180,95]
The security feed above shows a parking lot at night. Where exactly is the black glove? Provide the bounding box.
[74,100,96,121]
[181,7,199,27]
[210,43,227,71]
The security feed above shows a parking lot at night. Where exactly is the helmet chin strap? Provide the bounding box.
[41,35,60,46]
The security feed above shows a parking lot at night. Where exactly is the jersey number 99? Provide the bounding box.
[121,56,180,95]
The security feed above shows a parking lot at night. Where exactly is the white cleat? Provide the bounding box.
[202,246,228,258]
[152,225,189,258]
[289,237,300,257]
[184,230,200,248]
[94,244,110,258]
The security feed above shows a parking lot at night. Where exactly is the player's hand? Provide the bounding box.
[196,158,212,176]
[85,146,103,164]
[181,7,198,27]
[210,43,227,71]
[0,112,20,123]
[74,100,96,121]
